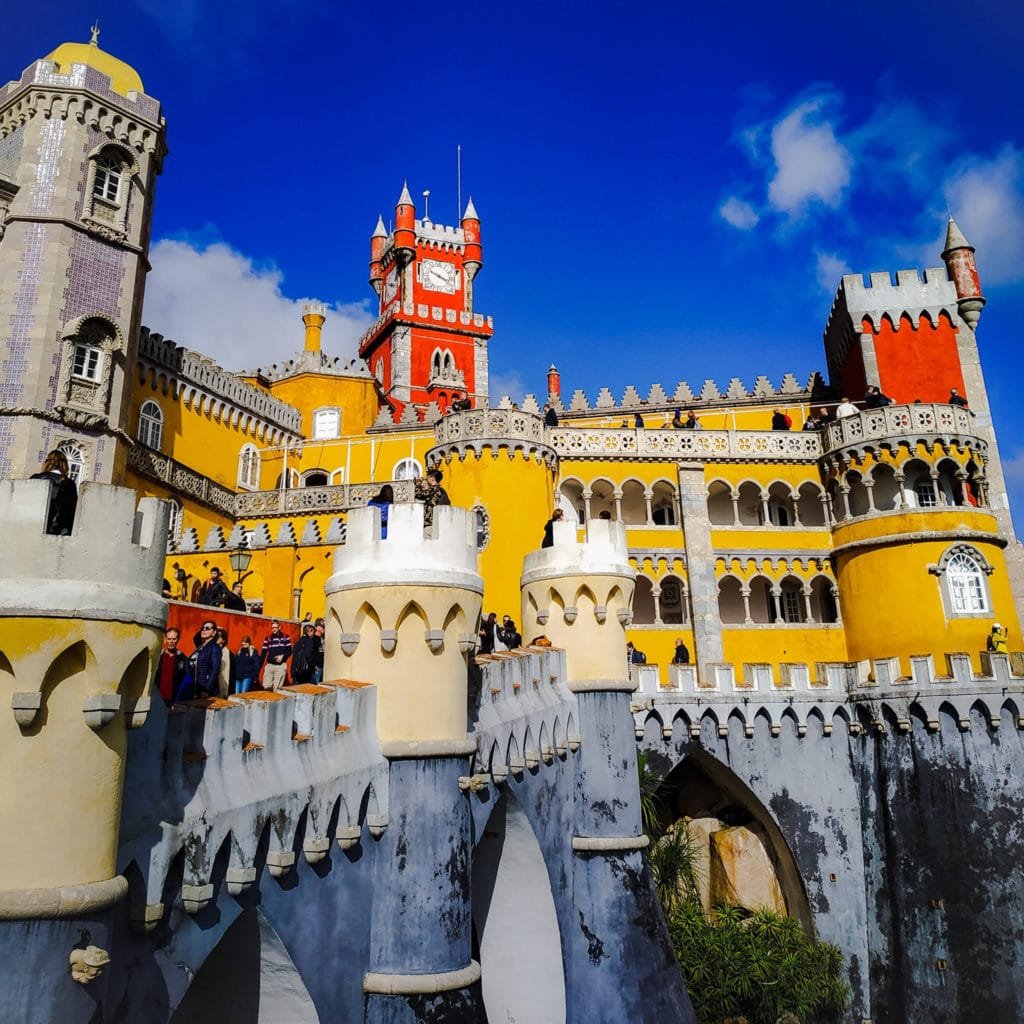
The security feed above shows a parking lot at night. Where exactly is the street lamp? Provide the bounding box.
[229,539,252,583]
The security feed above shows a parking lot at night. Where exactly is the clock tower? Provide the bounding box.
[361,184,494,416]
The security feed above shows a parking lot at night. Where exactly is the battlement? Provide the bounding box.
[121,679,386,921]
[522,518,634,585]
[825,267,958,341]
[329,504,480,589]
[633,652,1024,740]
[245,349,374,383]
[137,327,303,434]
[0,480,167,625]
[415,218,465,247]
[0,58,162,125]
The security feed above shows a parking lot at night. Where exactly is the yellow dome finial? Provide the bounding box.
[44,28,146,98]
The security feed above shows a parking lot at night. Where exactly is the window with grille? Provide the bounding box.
[393,458,422,481]
[312,408,340,439]
[780,590,802,623]
[238,444,261,490]
[946,551,988,613]
[93,155,122,203]
[914,481,937,507]
[57,442,85,484]
[72,344,102,381]
[138,400,163,450]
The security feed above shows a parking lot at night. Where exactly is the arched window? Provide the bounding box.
[238,444,260,490]
[393,458,422,481]
[57,441,85,484]
[472,505,490,551]
[936,546,992,616]
[631,576,656,625]
[138,400,163,450]
[92,153,123,203]
[302,471,328,488]
[166,498,183,548]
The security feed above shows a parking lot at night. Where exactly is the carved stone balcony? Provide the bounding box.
[548,426,822,463]
[234,480,414,518]
[821,403,985,456]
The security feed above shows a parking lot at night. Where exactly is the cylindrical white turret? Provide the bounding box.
[324,503,482,755]
[520,518,636,692]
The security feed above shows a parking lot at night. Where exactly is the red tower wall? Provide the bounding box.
[868,313,965,404]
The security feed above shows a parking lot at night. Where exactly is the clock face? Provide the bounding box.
[421,258,457,294]
[383,267,398,303]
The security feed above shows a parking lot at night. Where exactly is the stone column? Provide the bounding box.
[325,504,484,1022]
[520,520,694,1023]
[675,462,724,677]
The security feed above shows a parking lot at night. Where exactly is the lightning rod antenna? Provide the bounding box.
[457,144,462,225]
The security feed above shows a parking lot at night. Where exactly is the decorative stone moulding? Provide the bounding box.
[425,629,445,652]
[130,902,164,935]
[617,608,632,626]
[181,883,213,915]
[380,630,397,654]
[124,695,151,729]
[303,838,331,864]
[225,867,256,896]
[266,851,295,878]
[536,610,549,625]
[336,824,361,851]
[563,606,578,624]
[69,945,110,985]
[458,632,478,653]
[366,814,389,839]
[340,633,360,656]
[83,694,122,730]
[11,692,41,728]
[593,605,608,623]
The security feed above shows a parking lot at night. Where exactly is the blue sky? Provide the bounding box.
[6,2,1024,526]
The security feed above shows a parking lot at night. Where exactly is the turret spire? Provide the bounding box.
[941,215,986,329]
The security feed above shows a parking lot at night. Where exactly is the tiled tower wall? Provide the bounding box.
[0,61,164,483]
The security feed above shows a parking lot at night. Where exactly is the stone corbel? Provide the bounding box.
[11,692,42,728]
[366,814,389,839]
[266,851,295,878]
[336,824,362,851]
[340,632,360,656]
[457,774,491,793]
[616,608,633,626]
[536,609,549,625]
[380,630,397,655]
[563,606,578,624]
[458,632,478,653]
[424,629,445,653]
[226,867,256,896]
[303,837,330,864]
[83,694,122,730]
[593,605,608,623]
[181,883,213,914]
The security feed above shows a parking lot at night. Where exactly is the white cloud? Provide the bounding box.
[489,370,526,404]
[767,98,852,215]
[815,251,852,292]
[942,147,1024,286]
[142,239,374,371]
[719,196,760,230]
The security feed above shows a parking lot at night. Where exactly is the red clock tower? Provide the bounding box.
[360,184,494,417]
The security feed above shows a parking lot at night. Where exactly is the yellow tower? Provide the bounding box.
[324,502,482,752]
[430,407,558,621]
[0,481,167,916]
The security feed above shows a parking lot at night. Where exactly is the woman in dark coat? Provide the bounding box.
[31,449,78,535]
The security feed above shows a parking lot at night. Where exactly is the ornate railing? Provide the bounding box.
[234,480,414,518]
[548,427,822,462]
[128,445,238,515]
[434,407,546,445]
[822,403,983,454]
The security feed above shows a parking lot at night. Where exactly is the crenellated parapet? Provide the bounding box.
[136,328,303,440]
[430,407,557,469]
[120,680,386,930]
[0,481,168,918]
[635,651,1024,743]
[324,503,483,753]
[521,519,636,692]
[470,645,581,782]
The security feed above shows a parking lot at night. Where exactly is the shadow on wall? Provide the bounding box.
[170,906,320,1024]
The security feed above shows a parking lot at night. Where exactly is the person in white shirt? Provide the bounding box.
[835,397,857,419]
